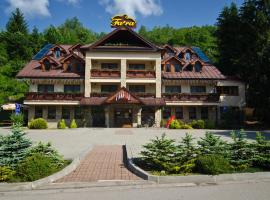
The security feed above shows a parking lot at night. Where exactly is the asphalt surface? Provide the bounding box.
[1,181,270,200]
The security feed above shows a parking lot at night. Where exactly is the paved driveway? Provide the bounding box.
[0,127,269,159]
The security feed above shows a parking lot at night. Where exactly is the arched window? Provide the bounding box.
[194,62,202,72]
[44,59,50,71]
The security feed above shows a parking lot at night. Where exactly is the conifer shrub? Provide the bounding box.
[0,124,32,168]
[252,132,270,169]
[58,119,66,129]
[169,120,181,129]
[195,154,231,175]
[28,118,48,129]
[181,124,193,129]
[0,166,16,182]
[10,113,24,126]
[70,119,77,128]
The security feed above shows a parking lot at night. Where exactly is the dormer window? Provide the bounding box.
[174,64,182,72]
[44,59,50,71]
[165,64,171,72]
[185,52,191,60]
[194,62,202,72]
[67,64,72,72]
[184,64,193,71]
[55,48,61,59]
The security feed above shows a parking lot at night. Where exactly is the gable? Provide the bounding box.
[86,27,160,51]
[103,87,142,104]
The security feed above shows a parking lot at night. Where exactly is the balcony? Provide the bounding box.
[162,93,220,102]
[90,93,112,97]
[126,70,156,78]
[25,92,84,101]
[133,93,156,98]
[91,69,120,78]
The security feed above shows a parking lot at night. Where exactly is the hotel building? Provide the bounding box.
[16,27,246,128]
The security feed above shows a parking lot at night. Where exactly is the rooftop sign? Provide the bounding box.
[111,14,136,29]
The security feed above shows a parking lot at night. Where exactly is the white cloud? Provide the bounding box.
[57,0,80,6]
[99,0,163,18]
[5,0,50,18]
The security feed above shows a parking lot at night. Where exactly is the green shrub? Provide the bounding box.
[177,133,197,162]
[252,132,270,169]
[0,166,16,182]
[58,119,66,129]
[205,120,215,129]
[0,124,32,168]
[181,124,193,129]
[10,113,24,126]
[169,120,181,129]
[16,153,59,181]
[160,119,167,127]
[70,119,77,128]
[196,154,231,175]
[190,120,205,129]
[177,159,196,174]
[27,142,65,168]
[28,118,48,129]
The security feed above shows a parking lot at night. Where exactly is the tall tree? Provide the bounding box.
[6,8,28,35]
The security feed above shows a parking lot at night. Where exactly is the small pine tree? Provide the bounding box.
[140,133,177,171]
[252,132,270,169]
[229,129,255,169]
[58,119,66,129]
[176,133,197,162]
[0,124,32,168]
[198,132,229,157]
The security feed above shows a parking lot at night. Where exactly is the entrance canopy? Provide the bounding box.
[80,87,165,106]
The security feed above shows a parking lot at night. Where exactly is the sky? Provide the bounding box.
[0,0,245,33]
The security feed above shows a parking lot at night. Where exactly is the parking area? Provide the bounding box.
[1,127,269,159]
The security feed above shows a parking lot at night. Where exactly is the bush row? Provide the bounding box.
[165,119,215,129]
[28,118,78,129]
[139,130,270,175]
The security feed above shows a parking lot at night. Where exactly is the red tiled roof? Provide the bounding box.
[162,64,226,80]
[16,60,84,79]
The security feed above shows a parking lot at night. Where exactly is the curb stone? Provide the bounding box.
[125,144,270,185]
[0,145,93,192]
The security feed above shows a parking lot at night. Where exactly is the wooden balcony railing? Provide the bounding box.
[162,93,220,102]
[91,69,120,78]
[126,70,156,78]
[133,93,156,98]
[90,93,112,97]
[25,92,84,101]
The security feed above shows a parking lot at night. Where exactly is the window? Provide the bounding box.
[166,64,171,72]
[101,63,118,70]
[101,85,118,93]
[55,48,61,58]
[74,107,83,119]
[201,107,208,120]
[129,64,145,70]
[35,107,43,118]
[174,64,182,72]
[44,60,51,71]
[189,107,196,119]
[129,85,145,93]
[64,85,81,93]
[194,62,202,72]
[67,64,72,72]
[76,63,82,72]
[175,107,183,119]
[217,86,239,96]
[62,107,70,119]
[162,107,171,119]
[185,52,191,60]
[184,64,193,71]
[165,86,181,93]
[190,86,206,93]
[47,106,56,119]
[38,84,54,93]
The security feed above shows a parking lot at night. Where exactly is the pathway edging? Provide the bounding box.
[125,145,270,185]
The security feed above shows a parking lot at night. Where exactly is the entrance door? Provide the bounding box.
[92,107,105,127]
[114,108,132,127]
[142,107,155,127]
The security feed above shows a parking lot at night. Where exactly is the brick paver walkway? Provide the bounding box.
[56,145,141,182]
